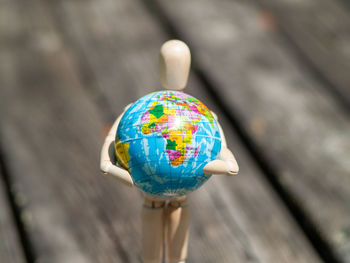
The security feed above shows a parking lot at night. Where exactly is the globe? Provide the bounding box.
[115,90,221,197]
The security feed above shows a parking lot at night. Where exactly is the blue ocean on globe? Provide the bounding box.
[115,90,221,197]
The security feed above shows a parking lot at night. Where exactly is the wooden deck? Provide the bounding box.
[0,0,349,262]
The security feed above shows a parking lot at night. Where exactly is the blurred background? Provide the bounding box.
[0,0,349,262]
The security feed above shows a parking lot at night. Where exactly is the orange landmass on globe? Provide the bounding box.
[140,94,210,166]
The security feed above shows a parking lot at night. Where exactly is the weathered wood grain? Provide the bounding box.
[40,0,321,262]
[0,2,28,262]
[250,0,350,110]
[0,167,26,263]
[0,1,143,262]
[152,0,350,261]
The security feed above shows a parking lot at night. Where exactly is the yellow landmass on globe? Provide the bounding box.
[115,139,130,170]
[140,101,204,166]
[167,130,187,166]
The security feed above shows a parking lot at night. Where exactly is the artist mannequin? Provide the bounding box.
[100,40,239,263]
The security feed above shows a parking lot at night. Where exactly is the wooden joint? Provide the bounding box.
[143,201,165,209]
[168,200,188,209]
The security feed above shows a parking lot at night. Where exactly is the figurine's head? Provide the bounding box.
[159,40,191,91]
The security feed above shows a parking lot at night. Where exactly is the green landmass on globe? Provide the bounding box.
[115,91,221,197]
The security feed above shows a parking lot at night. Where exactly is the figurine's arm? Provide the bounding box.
[100,105,134,187]
[203,111,239,176]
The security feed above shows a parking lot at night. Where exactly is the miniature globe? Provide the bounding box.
[115,91,221,197]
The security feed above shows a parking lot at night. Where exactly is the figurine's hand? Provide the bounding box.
[101,164,134,187]
[203,160,238,176]
[100,141,134,187]
[203,148,239,176]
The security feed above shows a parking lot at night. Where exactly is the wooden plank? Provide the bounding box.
[42,0,321,262]
[0,1,143,262]
[0,166,26,263]
[0,2,29,262]
[249,0,350,110]
[152,0,350,262]
[188,79,321,263]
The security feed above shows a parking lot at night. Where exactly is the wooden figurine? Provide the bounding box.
[100,40,239,263]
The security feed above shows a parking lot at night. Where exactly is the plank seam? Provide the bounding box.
[139,1,343,262]
[336,0,350,12]
[251,0,350,114]
[34,0,343,261]
[31,1,142,260]
[38,0,116,124]
[0,140,36,263]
